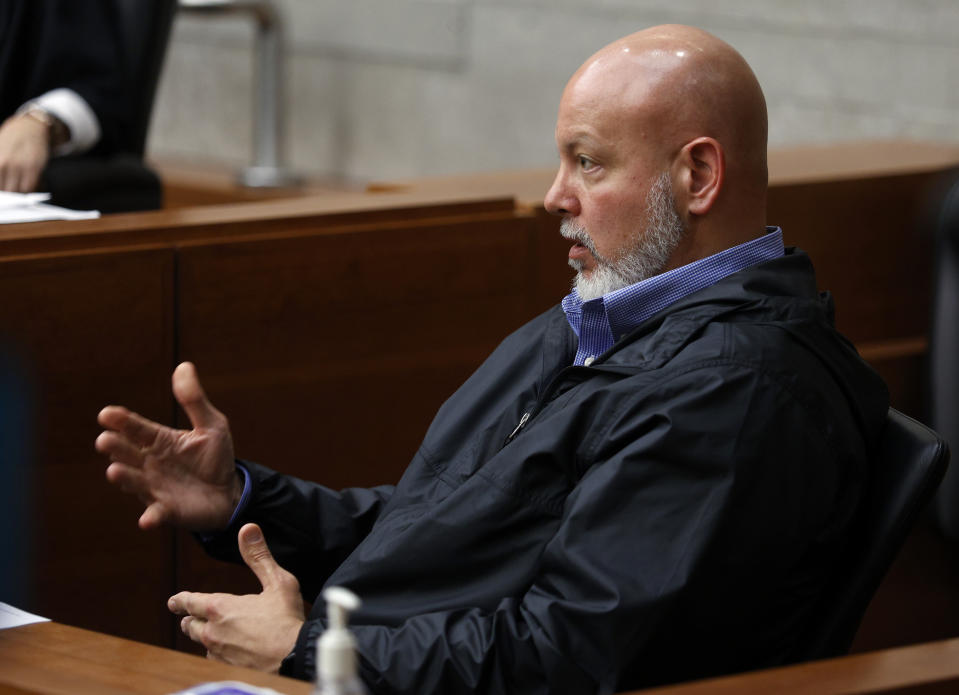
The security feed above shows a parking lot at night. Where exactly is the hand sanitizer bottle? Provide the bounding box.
[313,586,368,695]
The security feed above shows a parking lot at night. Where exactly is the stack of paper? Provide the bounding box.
[0,191,100,224]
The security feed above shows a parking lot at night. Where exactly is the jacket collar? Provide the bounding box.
[568,247,828,369]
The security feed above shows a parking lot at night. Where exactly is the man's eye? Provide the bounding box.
[578,155,597,170]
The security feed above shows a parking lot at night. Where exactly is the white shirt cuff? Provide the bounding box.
[18,88,101,156]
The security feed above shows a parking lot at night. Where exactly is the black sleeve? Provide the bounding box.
[200,460,396,600]
[12,0,129,154]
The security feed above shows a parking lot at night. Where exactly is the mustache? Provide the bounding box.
[559,219,597,255]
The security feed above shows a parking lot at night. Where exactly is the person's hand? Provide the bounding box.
[169,523,305,672]
[0,113,51,192]
[97,361,241,532]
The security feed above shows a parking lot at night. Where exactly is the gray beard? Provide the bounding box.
[562,172,686,301]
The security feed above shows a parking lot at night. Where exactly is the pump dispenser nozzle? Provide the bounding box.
[314,586,367,695]
[324,586,360,630]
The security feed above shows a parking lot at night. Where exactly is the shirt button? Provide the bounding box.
[584,356,595,366]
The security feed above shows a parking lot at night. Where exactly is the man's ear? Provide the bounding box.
[676,137,724,216]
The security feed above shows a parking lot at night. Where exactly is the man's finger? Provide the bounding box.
[98,405,166,449]
[168,593,189,616]
[168,591,214,618]
[7,171,24,193]
[238,523,283,590]
[181,615,207,646]
[139,501,171,530]
[20,163,40,193]
[172,362,222,431]
[105,462,150,497]
[96,431,146,468]
[7,169,23,192]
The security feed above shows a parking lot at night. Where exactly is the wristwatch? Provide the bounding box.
[20,105,70,149]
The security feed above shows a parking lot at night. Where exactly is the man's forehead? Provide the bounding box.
[560,57,666,125]
[555,73,653,149]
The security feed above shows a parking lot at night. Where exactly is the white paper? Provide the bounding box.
[0,191,50,208]
[0,190,99,224]
[0,203,100,223]
[0,601,50,629]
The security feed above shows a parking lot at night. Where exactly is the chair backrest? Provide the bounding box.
[930,169,959,539]
[793,407,949,661]
[113,0,178,156]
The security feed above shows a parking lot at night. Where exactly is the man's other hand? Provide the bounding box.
[169,523,306,672]
[97,361,240,532]
[0,113,51,192]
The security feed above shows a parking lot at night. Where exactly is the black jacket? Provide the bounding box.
[0,0,128,156]
[205,248,889,694]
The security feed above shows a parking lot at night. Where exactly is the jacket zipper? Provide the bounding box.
[504,411,531,445]
[502,364,596,447]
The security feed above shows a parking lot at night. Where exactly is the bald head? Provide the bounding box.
[546,25,769,270]
[573,25,767,196]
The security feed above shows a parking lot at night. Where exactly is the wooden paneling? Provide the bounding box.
[852,516,959,655]
[0,194,536,651]
[171,214,541,647]
[767,170,941,415]
[770,172,937,346]
[176,214,539,486]
[0,247,177,646]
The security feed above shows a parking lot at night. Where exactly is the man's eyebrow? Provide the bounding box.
[558,131,604,152]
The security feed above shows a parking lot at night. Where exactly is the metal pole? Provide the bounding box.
[178,0,301,187]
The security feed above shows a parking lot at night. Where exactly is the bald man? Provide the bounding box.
[97,25,888,694]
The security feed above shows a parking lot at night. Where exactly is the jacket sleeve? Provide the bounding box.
[25,0,129,154]
[201,460,395,599]
[287,363,860,693]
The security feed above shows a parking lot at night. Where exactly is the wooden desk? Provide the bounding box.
[0,188,515,257]
[0,622,310,695]
[4,622,959,695]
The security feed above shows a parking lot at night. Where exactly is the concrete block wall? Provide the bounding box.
[148,0,959,184]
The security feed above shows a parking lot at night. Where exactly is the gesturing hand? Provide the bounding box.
[97,361,240,532]
[169,523,306,672]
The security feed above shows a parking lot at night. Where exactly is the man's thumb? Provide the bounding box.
[172,361,219,430]
[238,523,281,589]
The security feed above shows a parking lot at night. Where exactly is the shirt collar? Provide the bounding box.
[562,227,784,364]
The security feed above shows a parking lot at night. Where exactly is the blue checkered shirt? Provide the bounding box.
[562,227,785,366]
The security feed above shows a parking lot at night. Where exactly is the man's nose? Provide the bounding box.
[544,169,579,217]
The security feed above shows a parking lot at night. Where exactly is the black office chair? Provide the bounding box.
[930,169,959,540]
[44,0,178,213]
[791,408,949,661]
